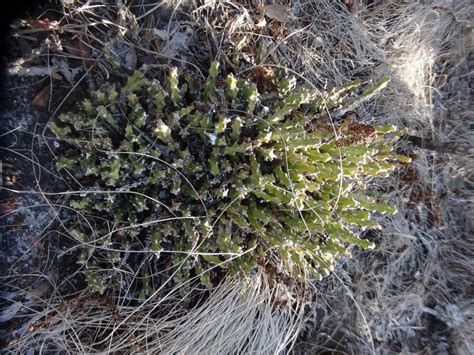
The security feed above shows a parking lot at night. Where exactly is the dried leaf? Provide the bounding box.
[269,21,282,36]
[345,0,355,12]
[264,4,290,23]
[153,26,191,58]
[433,207,443,228]
[256,17,267,28]
[8,65,56,77]
[124,47,137,70]
[64,37,92,59]
[32,86,49,108]
[26,19,59,30]
[251,66,276,88]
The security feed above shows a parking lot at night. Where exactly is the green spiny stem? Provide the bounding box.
[51,59,407,297]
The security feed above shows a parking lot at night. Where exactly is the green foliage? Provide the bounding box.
[52,62,407,296]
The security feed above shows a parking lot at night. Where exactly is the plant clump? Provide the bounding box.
[51,61,407,297]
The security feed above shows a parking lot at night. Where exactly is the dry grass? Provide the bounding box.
[1,0,472,353]
[4,272,304,353]
[293,0,473,353]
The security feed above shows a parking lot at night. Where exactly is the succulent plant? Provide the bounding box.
[52,61,407,297]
